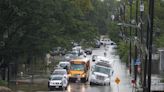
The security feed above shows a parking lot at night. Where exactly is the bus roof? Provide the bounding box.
[71,58,89,62]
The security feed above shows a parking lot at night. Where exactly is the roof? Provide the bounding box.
[50,75,63,78]
[54,69,67,71]
[96,62,111,68]
[59,62,70,64]
[158,48,164,51]
[71,57,89,62]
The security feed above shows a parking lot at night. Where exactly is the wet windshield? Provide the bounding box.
[51,77,63,80]
[71,64,84,71]
[52,71,66,75]
[94,65,110,74]
[60,63,67,67]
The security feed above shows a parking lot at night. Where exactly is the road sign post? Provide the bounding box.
[115,77,121,92]
[115,77,120,84]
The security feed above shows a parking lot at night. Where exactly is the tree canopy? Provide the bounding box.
[0,0,116,80]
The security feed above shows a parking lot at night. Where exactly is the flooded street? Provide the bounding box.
[12,45,133,92]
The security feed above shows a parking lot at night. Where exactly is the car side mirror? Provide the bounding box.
[111,70,114,76]
[56,65,59,67]
[84,54,86,57]
[91,66,94,71]
[92,59,95,62]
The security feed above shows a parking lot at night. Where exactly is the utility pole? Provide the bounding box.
[134,0,139,83]
[129,0,133,75]
[147,0,154,91]
[138,0,148,91]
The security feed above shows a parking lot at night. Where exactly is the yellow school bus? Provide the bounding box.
[68,58,90,82]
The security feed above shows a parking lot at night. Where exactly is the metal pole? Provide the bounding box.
[143,16,149,92]
[7,62,10,87]
[147,0,154,91]
[117,85,119,92]
[134,0,139,83]
[129,0,133,75]
[140,0,148,91]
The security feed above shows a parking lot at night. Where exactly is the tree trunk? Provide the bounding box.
[1,67,6,80]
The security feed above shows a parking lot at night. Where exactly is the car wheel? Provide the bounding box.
[48,88,52,91]
[81,78,87,83]
[86,77,88,81]
[63,86,67,90]
[90,82,94,85]
[109,82,110,86]
[65,86,68,90]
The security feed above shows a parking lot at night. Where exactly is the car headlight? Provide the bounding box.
[81,74,85,77]
[91,73,96,79]
[49,81,54,85]
[92,71,95,75]
[105,78,110,81]
[68,74,71,77]
[64,76,67,78]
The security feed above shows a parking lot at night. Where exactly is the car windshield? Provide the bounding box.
[71,51,78,56]
[53,71,66,75]
[71,64,84,71]
[51,76,63,80]
[60,63,67,67]
[94,65,110,74]
[92,55,98,59]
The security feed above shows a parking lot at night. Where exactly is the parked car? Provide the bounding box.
[64,53,73,61]
[100,39,111,45]
[57,62,70,70]
[110,41,117,49]
[48,75,68,90]
[84,48,92,55]
[71,50,80,57]
[90,62,114,85]
[92,55,98,62]
[52,69,69,80]
[72,46,83,55]
[59,48,66,56]
[50,47,61,56]
[50,47,67,56]
[95,41,101,48]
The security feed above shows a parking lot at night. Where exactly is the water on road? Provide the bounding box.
[14,45,133,92]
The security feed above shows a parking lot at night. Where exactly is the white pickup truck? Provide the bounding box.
[90,62,114,85]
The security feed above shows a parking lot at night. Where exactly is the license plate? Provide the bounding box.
[55,86,59,88]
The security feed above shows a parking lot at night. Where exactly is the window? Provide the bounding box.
[94,66,110,74]
[71,64,84,71]
[53,71,66,75]
[51,76,63,80]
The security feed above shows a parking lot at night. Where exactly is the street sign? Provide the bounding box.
[115,77,120,84]
[140,4,144,12]
[134,58,141,65]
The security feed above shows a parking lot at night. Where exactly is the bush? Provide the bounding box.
[117,41,129,63]
[0,80,7,86]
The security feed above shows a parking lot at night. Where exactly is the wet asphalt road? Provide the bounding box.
[42,45,133,92]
